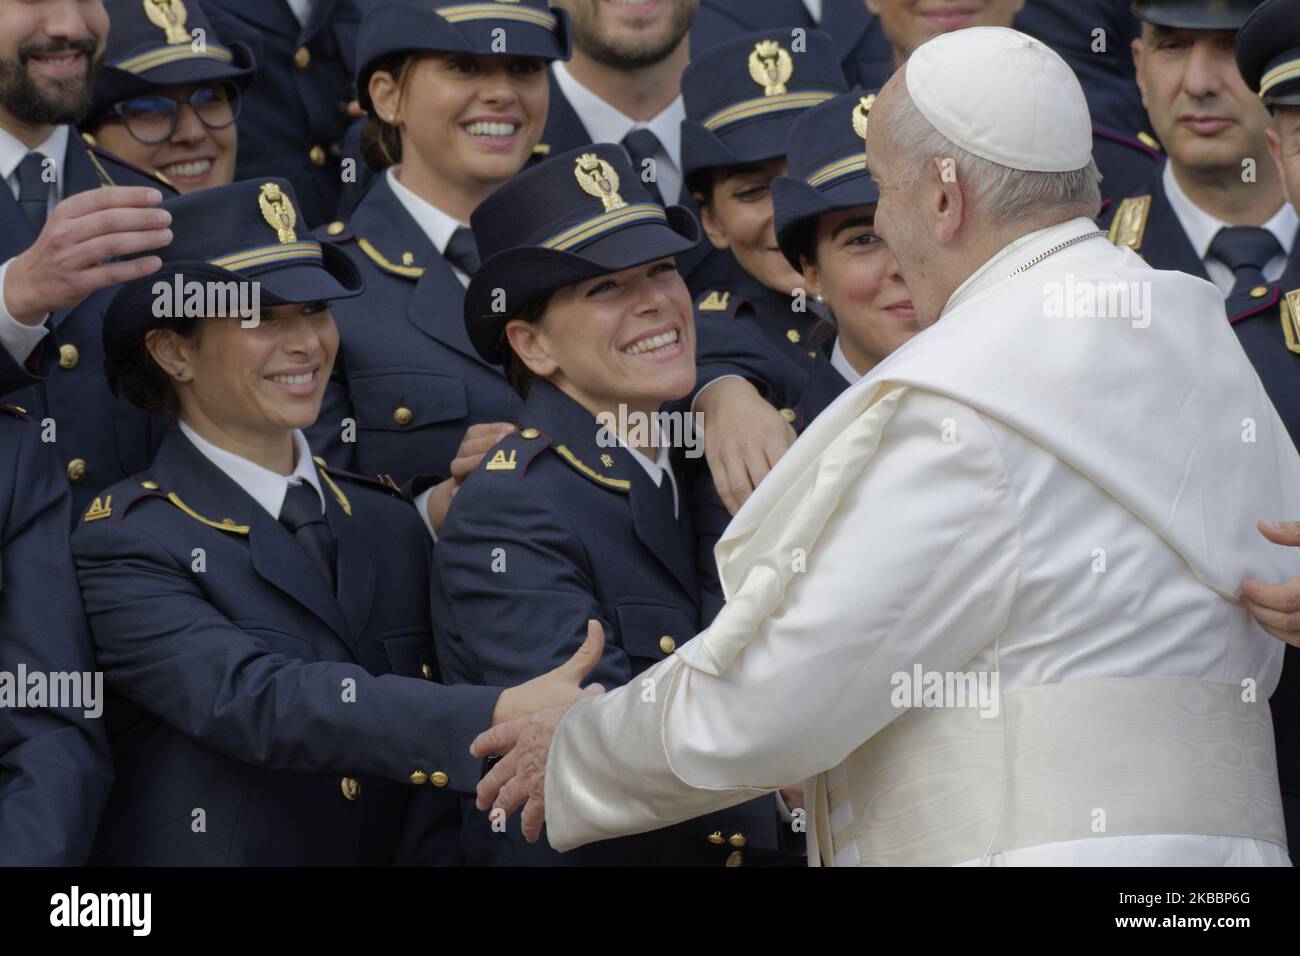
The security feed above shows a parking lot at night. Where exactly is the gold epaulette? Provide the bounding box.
[552,444,630,492]
[697,290,732,313]
[1108,195,1151,250]
[357,237,425,278]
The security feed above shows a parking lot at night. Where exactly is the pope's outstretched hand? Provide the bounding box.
[471,620,607,842]
[1241,520,1300,646]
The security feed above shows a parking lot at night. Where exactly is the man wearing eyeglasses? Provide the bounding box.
[0,0,176,517]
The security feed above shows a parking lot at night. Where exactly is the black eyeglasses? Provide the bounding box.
[107,81,241,145]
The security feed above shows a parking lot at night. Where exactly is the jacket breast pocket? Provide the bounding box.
[379,626,434,678]
[614,603,699,675]
[349,371,469,433]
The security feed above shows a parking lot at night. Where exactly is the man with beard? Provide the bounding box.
[0,0,175,515]
[541,0,725,290]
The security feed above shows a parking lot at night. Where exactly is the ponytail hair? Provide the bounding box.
[360,52,417,172]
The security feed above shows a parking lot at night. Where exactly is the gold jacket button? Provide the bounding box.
[729,832,747,848]
[309,145,327,167]
[393,406,413,426]
[340,777,361,801]
[779,408,796,424]
[141,480,160,490]
[58,344,79,369]
[1250,285,1269,298]
[429,771,449,788]
[294,46,311,70]
[786,329,801,344]
[421,662,434,680]
[409,771,428,786]
[326,220,345,236]
[67,458,87,483]
[725,850,743,867]
[659,635,676,654]
[520,427,540,439]
[707,831,724,845]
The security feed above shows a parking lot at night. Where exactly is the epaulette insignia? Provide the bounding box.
[1283,290,1300,355]
[599,454,614,468]
[533,143,551,156]
[485,449,517,471]
[83,495,112,522]
[357,237,425,278]
[1137,131,1161,152]
[0,403,28,419]
[698,290,731,312]
[553,444,631,492]
[1108,195,1150,250]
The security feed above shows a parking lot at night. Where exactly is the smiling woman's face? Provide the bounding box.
[152,302,339,438]
[505,257,697,419]
[90,82,238,193]
[699,157,805,296]
[802,205,918,375]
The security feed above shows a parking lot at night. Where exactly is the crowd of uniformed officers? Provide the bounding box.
[1,0,1299,867]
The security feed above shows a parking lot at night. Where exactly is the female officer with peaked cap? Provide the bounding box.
[73,178,601,865]
[308,0,571,493]
[81,0,255,193]
[434,143,799,865]
[695,88,919,623]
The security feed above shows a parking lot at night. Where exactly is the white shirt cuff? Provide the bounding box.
[415,486,438,543]
[690,373,745,415]
[0,257,50,365]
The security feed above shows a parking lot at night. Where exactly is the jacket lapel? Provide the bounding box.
[1146,171,1209,281]
[320,469,376,641]
[626,458,698,597]
[408,256,495,368]
[153,431,358,650]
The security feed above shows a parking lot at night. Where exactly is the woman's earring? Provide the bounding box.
[174,367,186,379]
[814,292,825,304]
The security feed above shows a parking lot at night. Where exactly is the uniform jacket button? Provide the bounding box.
[779,408,796,424]
[67,458,87,483]
[707,831,724,845]
[340,776,361,801]
[58,343,79,369]
[309,145,327,167]
[294,46,311,70]
[659,635,676,654]
[421,662,434,680]
[409,771,428,785]
[729,833,747,848]
[520,427,540,439]
[429,771,449,788]
[393,406,413,425]
[725,850,744,867]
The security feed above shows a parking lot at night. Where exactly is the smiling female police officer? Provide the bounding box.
[71,178,601,865]
[308,0,571,487]
[695,89,920,623]
[433,143,795,866]
[81,0,255,194]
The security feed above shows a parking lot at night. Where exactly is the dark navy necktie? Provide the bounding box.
[279,482,337,593]
[445,225,481,278]
[1208,226,1282,316]
[16,151,50,234]
[621,128,665,206]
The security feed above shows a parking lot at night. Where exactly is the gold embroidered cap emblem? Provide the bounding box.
[749,40,793,96]
[852,94,875,140]
[258,182,297,243]
[575,153,627,212]
[144,0,190,44]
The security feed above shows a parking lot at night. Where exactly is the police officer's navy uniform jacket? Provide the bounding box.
[204,0,362,228]
[308,174,520,484]
[0,133,173,519]
[72,428,500,865]
[433,380,787,865]
[0,403,112,865]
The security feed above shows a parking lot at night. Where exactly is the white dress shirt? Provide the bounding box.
[284,0,313,27]
[1162,163,1297,296]
[0,124,70,365]
[803,0,824,22]
[386,167,472,288]
[551,61,686,205]
[179,421,325,520]
[828,338,860,384]
[622,438,678,519]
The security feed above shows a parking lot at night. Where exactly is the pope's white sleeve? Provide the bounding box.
[544,391,1022,851]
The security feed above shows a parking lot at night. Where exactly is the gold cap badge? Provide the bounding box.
[144,0,190,45]
[258,182,297,243]
[575,153,627,213]
[749,40,793,96]
[852,94,875,140]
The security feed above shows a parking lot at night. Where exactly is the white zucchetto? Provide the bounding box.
[905,26,1093,173]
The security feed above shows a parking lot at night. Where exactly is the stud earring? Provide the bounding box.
[174,367,186,379]
[814,292,825,304]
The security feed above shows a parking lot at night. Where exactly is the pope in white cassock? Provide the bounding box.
[472,27,1300,866]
